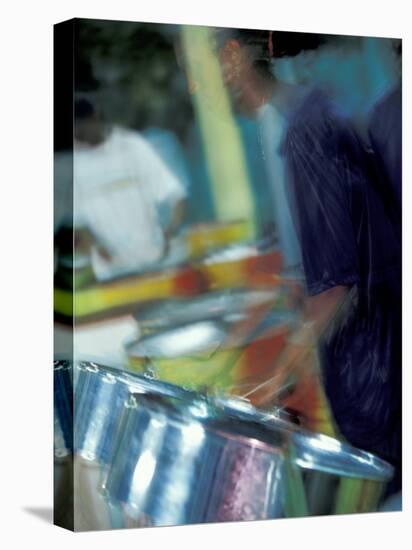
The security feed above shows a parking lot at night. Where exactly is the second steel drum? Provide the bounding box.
[126,311,296,393]
[133,289,281,334]
[72,361,195,531]
[54,360,74,530]
[284,430,394,517]
[221,402,394,516]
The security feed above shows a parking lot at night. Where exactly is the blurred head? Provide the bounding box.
[215,28,326,115]
[215,29,275,116]
[74,98,106,145]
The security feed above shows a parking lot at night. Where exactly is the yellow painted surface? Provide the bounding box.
[182,26,256,239]
[128,348,240,390]
[187,220,250,258]
[55,275,175,318]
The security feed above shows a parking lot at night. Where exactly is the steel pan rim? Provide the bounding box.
[125,320,227,359]
[290,431,394,481]
[125,314,296,360]
[125,389,289,455]
[221,403,394,482]
[132,289,280,326]
[75,360,195,400]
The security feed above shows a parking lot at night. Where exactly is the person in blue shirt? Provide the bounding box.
[216,28,402,495]
[368,83,402,211]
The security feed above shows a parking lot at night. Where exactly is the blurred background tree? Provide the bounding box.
[75,19,193,141]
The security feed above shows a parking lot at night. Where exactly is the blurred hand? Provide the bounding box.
[250,341,319,408]
[74,227,94,253]
[95,244,113,262]
[248,339,337,436]
[74,227,113,262]
[161,234,171,259]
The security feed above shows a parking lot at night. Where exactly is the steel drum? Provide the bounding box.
[54,360,73,457]
[218,400,394,516]
[71,361,195,531]
[126,311,296,392]
[133,289,280,333]
[74,361,195,464]
[104,391,288,527]
[53,360,74,530]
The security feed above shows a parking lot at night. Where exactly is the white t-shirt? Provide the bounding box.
[72,127,186,280]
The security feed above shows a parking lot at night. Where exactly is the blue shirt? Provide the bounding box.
[282,89,401,468]
[368,84,402,210]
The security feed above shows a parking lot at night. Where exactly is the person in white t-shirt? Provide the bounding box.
[70,98,186,280]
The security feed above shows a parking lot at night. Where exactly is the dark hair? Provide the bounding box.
[215,27,327,75]
[74,98,96,121]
